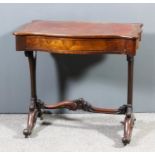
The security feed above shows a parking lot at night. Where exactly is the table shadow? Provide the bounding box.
[27,113,124,148]
[51,54,105,113]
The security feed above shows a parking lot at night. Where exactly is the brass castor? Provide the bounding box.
[23,128,31,138]
[122,137,130,145]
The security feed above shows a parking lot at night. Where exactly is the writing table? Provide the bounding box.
[14,20,143,145]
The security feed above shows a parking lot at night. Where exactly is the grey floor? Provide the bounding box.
[0,113,155,152]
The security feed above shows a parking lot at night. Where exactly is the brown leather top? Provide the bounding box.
[14,20,143,39]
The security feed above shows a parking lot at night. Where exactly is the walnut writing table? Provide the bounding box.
[13,20,143,145]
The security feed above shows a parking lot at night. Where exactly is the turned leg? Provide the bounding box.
[122,55,135,145]
[23,51,42,137]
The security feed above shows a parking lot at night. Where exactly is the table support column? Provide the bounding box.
[23,51,43,137]
[122,55,136,145]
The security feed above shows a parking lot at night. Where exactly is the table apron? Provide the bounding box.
[15,35,137,55]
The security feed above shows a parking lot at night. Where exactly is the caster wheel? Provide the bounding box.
[23,128,31,138]
[122,137,130,145]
